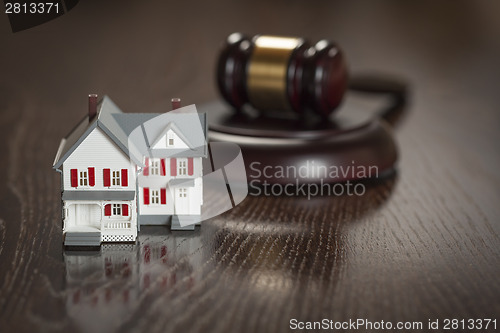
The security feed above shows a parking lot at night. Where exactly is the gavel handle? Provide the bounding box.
[348,74,409,127]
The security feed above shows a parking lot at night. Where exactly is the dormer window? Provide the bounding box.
[167,132,174,146]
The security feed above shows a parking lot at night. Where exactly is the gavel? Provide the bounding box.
[216,33,348,117]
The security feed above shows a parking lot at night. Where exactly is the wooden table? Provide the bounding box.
[1,1,499,332]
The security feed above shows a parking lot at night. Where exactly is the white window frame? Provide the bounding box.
[151,189,160,204]
[151,159,160,175]
[178,159,187,176]
[179,188,187,198]
[112,203,122,216]
[79,170,88,186]
[112,170,121,186]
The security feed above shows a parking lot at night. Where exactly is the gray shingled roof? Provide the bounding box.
[53,96,207,169]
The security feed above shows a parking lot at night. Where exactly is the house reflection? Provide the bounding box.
[63,228,203,333]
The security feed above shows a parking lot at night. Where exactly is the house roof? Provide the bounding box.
[53,96,208,169]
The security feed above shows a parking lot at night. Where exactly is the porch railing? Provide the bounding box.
[104,221,132,230]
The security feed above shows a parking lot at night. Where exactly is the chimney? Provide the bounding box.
[88,94,98,121]
[171,98,181,110]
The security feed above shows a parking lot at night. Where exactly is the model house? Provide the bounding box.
[53,95,207,246]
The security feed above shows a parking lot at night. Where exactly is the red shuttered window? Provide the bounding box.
[143,187,150,205]
[70,169,78,187]
[88,167,95,186]
[160,159,166,176]
[188,158,194,176]
[122,204,129,216]
[103,169,111,187]
[104,204,111,216]
[121,169,128,186]
[161,188,166,204]
[170,158,177,176]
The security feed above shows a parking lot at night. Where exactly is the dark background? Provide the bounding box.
[0,1,499,332]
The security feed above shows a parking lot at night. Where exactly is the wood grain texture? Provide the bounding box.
[0,1,499,332]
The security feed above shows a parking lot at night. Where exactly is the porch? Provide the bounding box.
[63,200,137,245]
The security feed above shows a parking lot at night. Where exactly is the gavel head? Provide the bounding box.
[216,33,348,117]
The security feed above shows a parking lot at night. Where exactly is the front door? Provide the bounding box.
[75,204,100,229]
[174,188,189,215]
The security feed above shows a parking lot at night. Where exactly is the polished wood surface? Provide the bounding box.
[0,1,499,332]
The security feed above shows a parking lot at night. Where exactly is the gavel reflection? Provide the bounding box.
[216,33,348,118]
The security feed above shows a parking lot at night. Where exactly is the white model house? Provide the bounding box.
[53,95,207,246]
